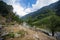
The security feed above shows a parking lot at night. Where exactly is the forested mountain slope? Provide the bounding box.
[22,0,60,20]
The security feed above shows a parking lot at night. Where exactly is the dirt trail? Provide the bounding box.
[4,25,56,40]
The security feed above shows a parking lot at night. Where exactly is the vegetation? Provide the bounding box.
[2,32,15,39]
[35,15,60,36]
[0,1,60,40]
[10,13,23,24]
[26,9,60,36]
[7,32,15,38]
[0,1,13,17]
[0,1,23,24]
[17,30,27,37]
[0,1,23,39]
[22,1,60,37]
[2,30,27,39]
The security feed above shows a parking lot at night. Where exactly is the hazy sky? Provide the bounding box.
[3,0,58,16]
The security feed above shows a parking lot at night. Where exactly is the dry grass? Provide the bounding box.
[3,25,56,40]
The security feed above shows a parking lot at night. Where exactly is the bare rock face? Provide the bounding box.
[55,32,60,40]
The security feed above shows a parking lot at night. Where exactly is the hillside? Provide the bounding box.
[0,1,23,40]
[21,0,60,39]
[0,0,60,40]
[3,25,56,40]
[22,0,60,20]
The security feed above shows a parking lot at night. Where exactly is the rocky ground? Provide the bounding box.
[2,25,56,40]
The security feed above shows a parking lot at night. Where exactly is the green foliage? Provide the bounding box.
[0,1,23,24]
[8,32,15,38]
[26,9,56,26]
[39,16,60,36]
[0,1,13,17]
[26,9,60,36]
[26,16,34,27]
[40,15,60,36]
[17,30,27,37]
[2,32,15,39]
[39,15,60,30]
[12,14,23,24]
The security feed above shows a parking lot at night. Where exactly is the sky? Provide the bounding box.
[2,0,58,16]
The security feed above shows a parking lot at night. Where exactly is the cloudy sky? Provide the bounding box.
[3,0,58,16]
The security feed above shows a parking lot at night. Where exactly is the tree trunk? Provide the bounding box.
[51,30,55,36]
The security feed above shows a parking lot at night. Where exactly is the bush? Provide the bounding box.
[8,32,15,38]
[17,30,27,37]
[2,32,15,40]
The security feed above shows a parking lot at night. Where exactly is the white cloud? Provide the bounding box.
[12,2,28,16]
[3,0,58,16]
[24,0,58,14]
[31,0,58,11]
[3,0,28,16]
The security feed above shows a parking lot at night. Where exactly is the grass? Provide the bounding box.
[17,30,27,37]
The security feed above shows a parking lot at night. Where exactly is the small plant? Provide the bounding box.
[17,30,27,37]
[8,32,15,38]
[1,32,15,40]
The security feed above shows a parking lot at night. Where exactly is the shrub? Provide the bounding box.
[6,32,15,38]
[17,30,27,37]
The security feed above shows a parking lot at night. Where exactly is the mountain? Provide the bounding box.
[21,1,60,37]
[22,0,60,20]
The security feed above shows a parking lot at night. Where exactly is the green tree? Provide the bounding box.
[12,14,23,24]
[41,15,60,36]
[33,10,60,36]
[26,16,34,27]
[0,1,13,17]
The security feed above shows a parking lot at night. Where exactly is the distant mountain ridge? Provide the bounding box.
[22,0,60,20]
